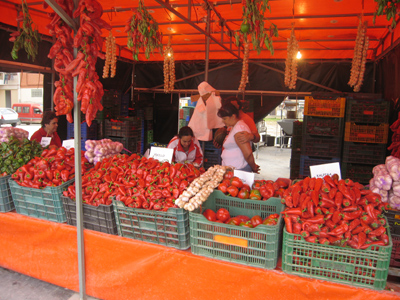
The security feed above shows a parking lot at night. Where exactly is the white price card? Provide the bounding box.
[149,147,174,163]
[233,169,255,188]
[62,139,75,150]
[40,137,51,147]
[310,162,341,179]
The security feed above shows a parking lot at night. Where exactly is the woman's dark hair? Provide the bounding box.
[217,102,239,118]
[178,126,194,138]
[41,111,58,127]
[221,96,243,111]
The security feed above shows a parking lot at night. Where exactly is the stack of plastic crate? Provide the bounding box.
[290,120,303,180]
[299,94,345,178]
[202,141,222,170]
[341,97,390,184]
[67,120,98,150]
[104,117,141,154]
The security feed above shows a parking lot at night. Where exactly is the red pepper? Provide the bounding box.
[305,214,325,224]
[314,178,323,192]
[369,226,386,237]
[61,170,70,182]
[359,240,385,250]
[351,225,364,235]
[284,217,293,233]
[292,222,302,234]
[342,210,362,221]
[323,175,336,188]
[319,237,330,245]
[301,230,310,238]
[327,223,349,236]
[381,233,389,245]
[302,177,310,192]
[282,207,303,216]
[311,190,319,207]
[305,236,318,243]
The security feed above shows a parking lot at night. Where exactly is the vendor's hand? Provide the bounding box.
[236,131,253,144]
[213,140,222,149]
[252,164,260,174]
[193,162,200,168]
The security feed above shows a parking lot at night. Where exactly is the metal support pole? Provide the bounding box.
[205,8,211,82]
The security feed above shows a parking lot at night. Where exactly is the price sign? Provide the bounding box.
[62,139,75,150]
[40,137,51,147]
[149,147,174,163]
[233,170,255,187]
[310,162,341,179]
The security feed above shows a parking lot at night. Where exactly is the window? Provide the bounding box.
[31,89,43,98]
[14,106,21,113]
[34,108,42,114]
[23,107,30,113]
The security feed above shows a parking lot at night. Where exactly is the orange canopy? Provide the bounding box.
[0,0,399,62]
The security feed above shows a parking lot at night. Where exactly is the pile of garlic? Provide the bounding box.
[238,40,249,93]
[284,25,298,90]
[348,18,369,92]
[175,165,228,211]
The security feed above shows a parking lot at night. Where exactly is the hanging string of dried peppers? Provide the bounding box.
[348,18,369,93]
[9,0,41,62]
[238,40,249,93]
[45,0,74,122]
[163,37,175,93]
[125,0,163,61]
[284,25,298,90]
[103,31,117,78]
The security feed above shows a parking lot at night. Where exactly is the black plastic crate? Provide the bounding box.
[67,120,98,140]
[390,233,400,268]
[345,98,390,124]
[291,135,302,151]
[292,120,303,137]
[105,118,141,138]
[342,142,387,165]
[299,155,340,178]
[385,209,400,236]
[301,135,342,158]
[62,195,117,235]
[302,116,344,138]
[340,162,373,185]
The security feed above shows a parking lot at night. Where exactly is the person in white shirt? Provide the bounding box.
[217,103,260,173]
[167,126,203,167]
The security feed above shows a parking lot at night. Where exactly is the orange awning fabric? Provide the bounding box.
[0,212,398,300]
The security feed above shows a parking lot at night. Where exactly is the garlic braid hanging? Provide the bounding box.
[103,31,117,78]
[238,40,249,93]
[284,25,298,90]
[163,37,175,93]
[348,18,368,92]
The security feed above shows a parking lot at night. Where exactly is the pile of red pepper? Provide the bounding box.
[11,147,91,189]
[203,208,279,228]
[218,170,290,201]
[281,175,391,249]
[62,154,204,209]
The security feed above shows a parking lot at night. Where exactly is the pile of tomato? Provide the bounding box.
[202,208,279,228]
[217,170,291,201]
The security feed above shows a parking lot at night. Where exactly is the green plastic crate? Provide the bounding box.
[62,195,118,235]
[112,200,190,250]
[0,175,14,212]
[8,178,74,223]
[281,225,392,290]
[189,190,284,269]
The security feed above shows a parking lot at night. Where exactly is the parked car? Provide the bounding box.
[0,108,20,127]
[12,103,43,124]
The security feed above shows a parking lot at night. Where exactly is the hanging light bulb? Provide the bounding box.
[296,51,302,59]
[167,51,172,57]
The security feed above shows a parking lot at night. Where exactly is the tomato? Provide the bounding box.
[218,182,228,194]
[226,217,241,226]
[216,208,230,223]
[227,185,239,197]
[224,170,234,180]
[249,189,262,200]
[239,221,253,228]
[241,184,251,192]
[251,215,263,228]
[252,180,263,190]
[236,215,250,223]
[230,176,243,189]
[266,213,280,221]
[222,179,231,186]
[237,188,249,199]
[263,219,277,226]
[240,23,250,33]
[332,173,339,182]
[203,209,217,222]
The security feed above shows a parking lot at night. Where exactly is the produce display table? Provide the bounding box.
[0,212,398,300]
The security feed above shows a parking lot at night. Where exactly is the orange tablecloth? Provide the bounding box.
[0,212,398,300]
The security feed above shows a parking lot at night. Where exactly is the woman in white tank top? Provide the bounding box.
[217,103,260,173]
